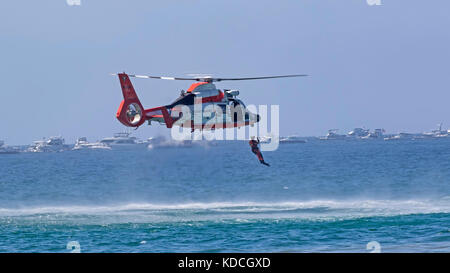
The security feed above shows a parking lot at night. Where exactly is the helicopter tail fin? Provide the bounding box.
[115,73,146,127]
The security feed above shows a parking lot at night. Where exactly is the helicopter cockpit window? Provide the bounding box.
[169,92,195,107]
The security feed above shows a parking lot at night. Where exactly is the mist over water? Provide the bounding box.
[0,139,449,252]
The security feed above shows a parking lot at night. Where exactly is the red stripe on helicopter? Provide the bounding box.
[201,91,224,103]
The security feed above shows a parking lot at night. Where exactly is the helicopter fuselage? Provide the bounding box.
[116,73,260,131]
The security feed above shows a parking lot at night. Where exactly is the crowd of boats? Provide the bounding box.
[319,123,450,141]
[0,140,21,154]
[1,124,449,154]
[0,132,200,154]
[0,132,309,154]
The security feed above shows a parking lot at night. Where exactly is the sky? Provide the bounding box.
[1,0,449,145]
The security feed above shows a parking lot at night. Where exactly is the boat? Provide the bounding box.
[384,132,414,141]
[0,140,20,154]
[320,129,347,140]
[361,129,385,139]
[260,135,273,143]
[147,136,193,149]
[279,135,307,143]
[99,132,146,147]
[347,128,369,138]
[421,123,448,138]
[72,137,111,150]
[27,136,70,152]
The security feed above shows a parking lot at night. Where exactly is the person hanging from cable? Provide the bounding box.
[249,136,270,166]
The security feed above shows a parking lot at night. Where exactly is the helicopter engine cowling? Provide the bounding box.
[225,90,240,97]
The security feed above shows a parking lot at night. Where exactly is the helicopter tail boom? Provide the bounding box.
[144,106,174,128]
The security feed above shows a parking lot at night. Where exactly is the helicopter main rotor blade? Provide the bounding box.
[113,73,308,83]
[129,74,200,81]
[213,74,308,82]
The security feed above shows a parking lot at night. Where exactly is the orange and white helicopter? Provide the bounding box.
[113,73,307,131]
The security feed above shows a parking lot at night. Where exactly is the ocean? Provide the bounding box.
[0,138,449,252]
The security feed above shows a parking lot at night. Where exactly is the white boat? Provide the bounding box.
[27,136,70,152]
[279,135,307,143]
[362,129,385,139]
[147,136,193,149]
[100,132,146,147]
[421,123,448,138]
[320,129,347,140]
[260,135,273,143]
[0,140,20,154]
[347,128,369,138]
[72,137,111,150]
[384,132,414,141]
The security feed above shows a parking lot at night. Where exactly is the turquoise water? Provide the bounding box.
[0,139,449,252]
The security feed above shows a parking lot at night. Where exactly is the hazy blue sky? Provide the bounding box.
[1,0,449,144]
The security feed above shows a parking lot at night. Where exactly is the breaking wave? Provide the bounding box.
[1,199,449,224]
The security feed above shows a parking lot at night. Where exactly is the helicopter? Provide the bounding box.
[113,73,307,131]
